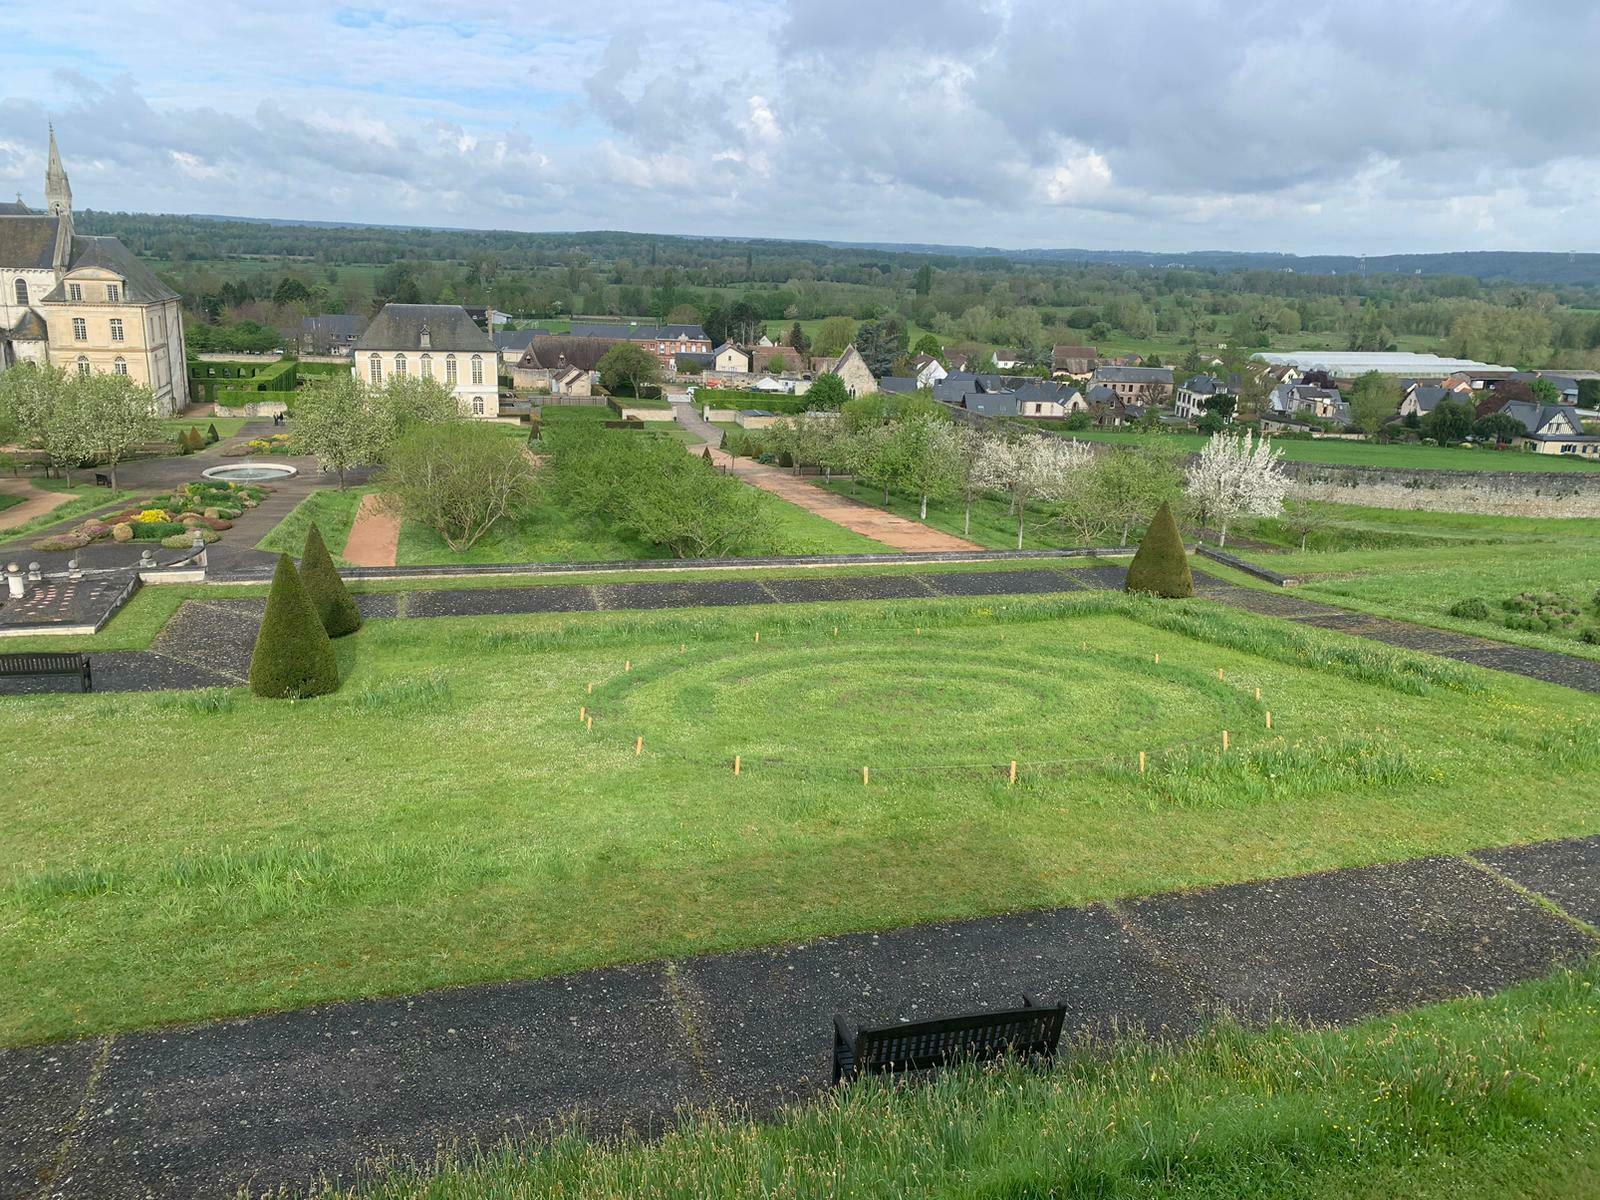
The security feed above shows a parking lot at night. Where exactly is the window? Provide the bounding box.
[72,317,87,341]
[394,352,407,379]
[109,318,124,342]
[368,354,383,386]
[420,353,433,380]
[113,357,127,376]
[13,279,26,305]
[106,284,120,302]
[67,282,82,302]
[76,356,90,377]
[445,354,457,384]
[470,355,484,385]
[472,396,485,416]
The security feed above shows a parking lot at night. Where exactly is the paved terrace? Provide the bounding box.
[2,837,1595,1198]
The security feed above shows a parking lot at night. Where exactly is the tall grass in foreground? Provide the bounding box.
[300,962,1600,1200]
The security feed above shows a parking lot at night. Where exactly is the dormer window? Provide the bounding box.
[106,283,120,302]
[67,282,82,302]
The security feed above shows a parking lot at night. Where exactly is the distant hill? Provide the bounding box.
[111,212,1600,287]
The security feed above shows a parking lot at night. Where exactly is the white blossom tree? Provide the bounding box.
[951,424,991,537]
[77,372,159,490]
[890,414,962,519]
[975,432,1095,549]
[1184,430,1289,546]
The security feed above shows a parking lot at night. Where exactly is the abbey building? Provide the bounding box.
[0,130,188,413]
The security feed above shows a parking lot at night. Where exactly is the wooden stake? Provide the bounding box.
[1255,686,1262,702]
[1217,668,1225,681]
[733,755,741,776]
[754,631,760,643]
[586,681,593,695]
[635,736,643,756]
[832,626,838,637]
[680,643,685,652]
[1138,751,1147,775]
[1008,760,1018,786]
[1222,730,1230,752]
[579,705,587,722]
[586,715,593,732]
[625,660,632,672]
[1265,711,1273,729]
[1154,653,1160,664]
[862,766,870,786]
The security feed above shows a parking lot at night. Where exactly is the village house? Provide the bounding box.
[1268,383,1349,424]
[1495,399,1600,457]
[354,303,499,416]
[1174,374,1235,422]
[1050,345,1098,377]
[992,348,1024,371]
[1090,364,1174,403]
[569,321,710,366]
[299,313,366,355]
[712,342,751,373]
[811,344,877,396]
[910,353,947,388]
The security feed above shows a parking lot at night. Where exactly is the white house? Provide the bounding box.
[910,353,947,388]
[712,342,752,373]
[354,303,499,416]
[992,348,1024,371]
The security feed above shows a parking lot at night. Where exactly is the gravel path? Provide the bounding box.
[341,493,402,567]
[3,836,1594,1198]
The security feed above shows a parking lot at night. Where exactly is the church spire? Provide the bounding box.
[46,124,72,217]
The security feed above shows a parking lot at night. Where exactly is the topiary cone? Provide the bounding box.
[1125,500,1194,599]
[249,553,340,698]
[300,522,362,637]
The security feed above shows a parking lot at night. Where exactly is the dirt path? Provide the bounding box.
[673,404,981,552]
[0,478,73,531]
[342,493,402,567]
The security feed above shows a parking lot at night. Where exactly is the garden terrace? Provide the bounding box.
[3,592,1598,1045]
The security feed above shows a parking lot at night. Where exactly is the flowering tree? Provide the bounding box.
[975,433,1095,549]
[951,424,991,537]
[77,372,159,490]
[1184,430,1289,546]
[890,414,962,519]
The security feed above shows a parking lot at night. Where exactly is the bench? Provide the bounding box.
[94,472,112,488]
[0,652,93,693]
[832,994,1066,1084]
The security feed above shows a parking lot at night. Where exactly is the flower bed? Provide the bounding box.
[32,480,268,552]
[221,434,294,457]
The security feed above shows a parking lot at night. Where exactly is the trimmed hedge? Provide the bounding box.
[1125,501,1194,599]
[248,554,340,699]
[300,523,362,637]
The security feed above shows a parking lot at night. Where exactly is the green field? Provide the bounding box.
[5,593,1598,1045]
[0,491,23,515]
[322,962,1600,1200]
[157,416,252,441]
[1070,429,1600,472]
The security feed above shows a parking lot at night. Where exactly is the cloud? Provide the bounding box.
[1,0,1598,252]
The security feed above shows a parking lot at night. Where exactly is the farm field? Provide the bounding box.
[4,594,1598,1044]
[321,961,1600,1200]
[1069,428,1600,471]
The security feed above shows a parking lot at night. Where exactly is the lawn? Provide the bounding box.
[257,486,372,563]
[820,477,1118,551]
[4,593,1598,1044]
[320,962,1600,1199]
[158,416,252,441]
[0,491,22,514]
[397,481,890,565]
[0,484,139,542]
[1071,429,1600,472]
[1231,503,1600,662]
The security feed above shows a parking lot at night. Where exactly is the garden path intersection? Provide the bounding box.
[1,838,1596,1198]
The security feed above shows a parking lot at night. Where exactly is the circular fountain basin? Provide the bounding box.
[202,462,298,483]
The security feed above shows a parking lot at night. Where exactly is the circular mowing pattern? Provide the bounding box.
[202,462,298,482]
[601,636,1259,771]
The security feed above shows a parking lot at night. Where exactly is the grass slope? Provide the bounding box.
[319,962,1600,1199]
[820,478,1099,550]
[1071,429,1600,472]
[3,595,1597,1044]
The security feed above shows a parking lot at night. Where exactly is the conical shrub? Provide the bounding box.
[300,522,362,637]
[248,553,340,698]
[206,422,220,444]
[1125,500,1193,598]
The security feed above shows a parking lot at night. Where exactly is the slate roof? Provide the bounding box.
[300,314,364,338]
[518,335,617,372]
[495,329,539,353]
[0,199,33,216]
[1497,399,1584,438]
[355,304,494,352]
[4,309,47,340]
[34,236,178,304]
[1093,365,1173,384]
[878,376,920,394]
[1180,374,1228,395]
[0,214,62,270]
[1407,385,1451,414]
[1051,344,1097,369]
[1085,384,1118,405]
[674,351,715,370]
[963,392,1020,417]
[569,322,708,342]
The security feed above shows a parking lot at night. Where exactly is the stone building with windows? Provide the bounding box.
[353,303,500,416]
[0,130,189,414]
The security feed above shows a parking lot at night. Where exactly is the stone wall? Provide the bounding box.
[1282,461,1600,517]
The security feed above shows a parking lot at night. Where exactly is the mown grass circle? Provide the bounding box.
[598,629,1261,771]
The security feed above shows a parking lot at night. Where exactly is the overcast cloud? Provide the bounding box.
[1,0,1596,254]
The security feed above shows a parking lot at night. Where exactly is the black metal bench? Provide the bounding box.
[0,652,93,693]
[94,472,112,487]
[832,995,1066,1084]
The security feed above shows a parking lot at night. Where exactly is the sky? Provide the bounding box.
[2,0,1598,256]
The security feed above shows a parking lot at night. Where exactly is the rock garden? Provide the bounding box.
[221,432,295,457]
[31,480,269,552]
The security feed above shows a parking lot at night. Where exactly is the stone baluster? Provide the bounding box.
[4,562,23,599]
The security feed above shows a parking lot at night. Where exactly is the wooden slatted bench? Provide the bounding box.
[832,994,1067,1084]
[0,652,93,693]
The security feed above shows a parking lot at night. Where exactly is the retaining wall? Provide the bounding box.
[1280,461,1600,517]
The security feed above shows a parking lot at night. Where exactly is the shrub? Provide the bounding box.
[137,509,170,523]
[32,533,90,552]
[185,427,206,452]
[1580,626,1600,645]
[205,423,220,444]
[1448,597,1491,620]
[111,523,134,543]
[299,522,362,637]
[161,531,219,549]
[131,521,188,540]
[248,554,340,699]
[1125,500,1194,599]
